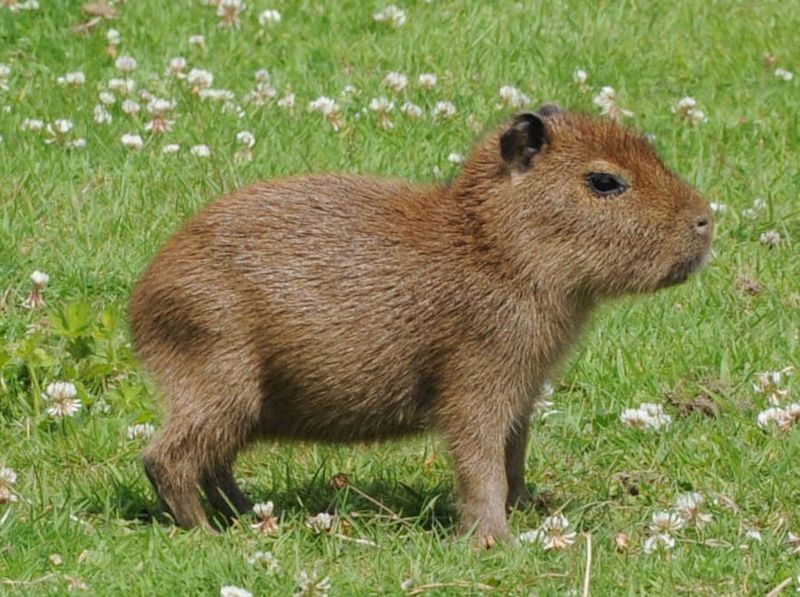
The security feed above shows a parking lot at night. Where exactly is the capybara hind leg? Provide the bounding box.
[202,465,253,520]
[142,439,211,530]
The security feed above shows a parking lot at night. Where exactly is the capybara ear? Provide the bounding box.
[537,103,563,117]
[499,112,547,171]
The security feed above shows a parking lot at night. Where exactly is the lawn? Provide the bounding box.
[1,0,799,594]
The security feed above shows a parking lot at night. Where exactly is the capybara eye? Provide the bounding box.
[587,172,628,197]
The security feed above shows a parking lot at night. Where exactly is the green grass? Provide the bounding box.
[1,0,799,594]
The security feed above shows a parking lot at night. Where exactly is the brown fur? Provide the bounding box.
[130,108,713,545]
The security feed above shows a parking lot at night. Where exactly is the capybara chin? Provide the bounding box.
[130,105,713,545]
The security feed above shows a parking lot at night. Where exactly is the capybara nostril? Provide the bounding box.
[693,216,711,236]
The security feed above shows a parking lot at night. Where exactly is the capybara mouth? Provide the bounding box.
[660,254,706,288]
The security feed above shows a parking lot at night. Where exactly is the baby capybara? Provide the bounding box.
[130,105,713,545]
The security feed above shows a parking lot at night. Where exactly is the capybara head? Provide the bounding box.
[456,106,713,298]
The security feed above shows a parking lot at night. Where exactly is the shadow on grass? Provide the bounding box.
[104,479,554,537]
[79,459,552,534]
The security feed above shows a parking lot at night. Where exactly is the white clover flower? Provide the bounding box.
[373,5,406,28]
[400,101,422,118]
[540,514,577,551]
[166,57,188,78]
[188,34,206,47]
[674,492,712,527]
[686,108,706,125]
[277,92,295,110]
[23,270,49,309]
[0,467,18,504]
[144,97,177,132]
[121,99,141,116]
[31,270,49,286]
[191,144,211,158]
[759,230,781,247]
[51,119,73,135]
[309,96,338,115]
[44,381,81,418]
[517,529,542,543]
[674,96,707,126]
[115,55,137,73]
[786,532,800,554]
[742,197,766,219]
[593,86,634,120]
[341,84,357,97]
[187,69,214,92]
[0,64,10,91]
[758,406,786,429]
[220,586,252,597]
[121,133,143,150]
[162,143,181,154]
[447,152,464,164]
[258,9,281,26]
[758,404,800,430]
[8,0,39,10]
[309,96,342,131]
[369,97,395,129]
[432,100,457,118]
[253,501,274,518]
[620,403,671,430]
[199,88,235,103]
[745,529,763,542]
[498,85,530,109]
[147,98,175,116]
[418,73,437,89]
[106,28,120,45]
[593,86,616,110]
[247,551,280,572]
[251,501,279,534]
[297,570,332,597]
[217,0,245,28]
[108,77,135,95]
[643,533,675,554]
[383,71,408,92]
[774,67,794,81]
[244,82,276,105]
[57,71,86,86]
[44,119,75,146]
[709,202,727,213]
[127,423,155,440]
[98,91,116,105]
[619,408,650,429]
[676,96,697,111]
[236,131,255,148]
[254,68,270,82]
[93,105,113,124]
[649,511,685,534]
[68,138,86,149]
[21,118,44,131]
[753,367,793,397]
[573,69,588,85]
[227,103,246,118]
[614,532,630,552]
[306,512,334,533]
